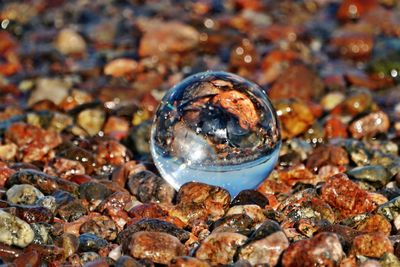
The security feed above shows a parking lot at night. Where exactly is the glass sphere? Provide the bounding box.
[150,71,281,196]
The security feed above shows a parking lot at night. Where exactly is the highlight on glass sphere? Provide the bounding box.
[150,71,281,196]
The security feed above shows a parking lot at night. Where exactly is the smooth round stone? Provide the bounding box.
[0,210,34,248]
[150,71,281,196]
[6,184,44,205]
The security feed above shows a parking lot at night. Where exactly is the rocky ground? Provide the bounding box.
[1,0,400,266]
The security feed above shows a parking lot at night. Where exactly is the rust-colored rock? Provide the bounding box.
[238,231,289,266]
[195,232,247,265]
[96,140,130,167]
[275,99,315,139]
[337,0,378,21]
[128,231,186,264]
[324,116,348,139]
[350,232,393,258]
[306,145,349,173]
[260,50,299,84]
[349,111,390,139]
[257,179,291,195]
[321,174,376,219]
[278,164,323,186]
[282,232,344,267]
[5,122,62,163]
[170,256,210,267]
[138,20,199,57]
[356,214,392,236]
[269,64,324,102]
[330,32,374,60]
[176,182,230,219]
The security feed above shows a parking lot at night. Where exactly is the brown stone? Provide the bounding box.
[306,145,349,172]
[356,214,392,236]
[349,111,390,139]
[321,173,376,219]
[350,232,393,258]
[129,231,186,264]
[274,99,315,139]
[337,0,378,21]
[195,232,247,265]
[138,20,199,57]
[238,231,289,266]
[282,232,344,267]
[269,64,324,102]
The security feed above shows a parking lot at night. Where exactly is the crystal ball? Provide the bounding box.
[150,71,281,196]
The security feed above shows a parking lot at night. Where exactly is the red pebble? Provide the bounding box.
[324,116,348,139]
[321,173,376,219]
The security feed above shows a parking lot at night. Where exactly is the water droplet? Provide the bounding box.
[150,71,281,196]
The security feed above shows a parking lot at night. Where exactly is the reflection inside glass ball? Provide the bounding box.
[150,71,281,196]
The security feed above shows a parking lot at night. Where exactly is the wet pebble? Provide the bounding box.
[79,181,113,208]
[30,223,53,245]
[12,250,40,267]
[321,173,376,218]
[195,232,247,265]
[80,215,118,241]
[128,231,186,265]
[58,145,97,174]
[356,214,392,236]
[79,233,108,253]
[347,165,392,187]
[96,140,130,167]
[127,170,175,204]
[350,232,393,258]
[57,199,87,222]
[114,255,144,267]
[0,243,22,262]
[28,78,70,107]
[377,196,400,221]
[58,233,79,258]
[138,20,199,57]
[330,32,374,60]
[35,195,57,213]
[282,232,344,267]
[380,253,400,267]
[226,204,266,224]
[5,122,62,163]
[124,120,152,156]
[55,28,87,55]
[238,229,289,266]
[177,182,230,219]
[306,145,349,172]
[0,210,34,248]
[321,92,345,111]
[77,108,106,136]
[324,116,348,139]
[275,99,315,139]
[117,218,190,252]
[349,111,390,139]
[104,58,139,78]
[79,252,101,266]
[269,64,324,102]
[127,203,169,223]
[231,190,269,208]
[170,256,210,267]
[44,157,85,180]
[4,203,54,223]
[103,116,130,140]
[6,169,79,195]
[211,214,253,234]
[6,184,44,205]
